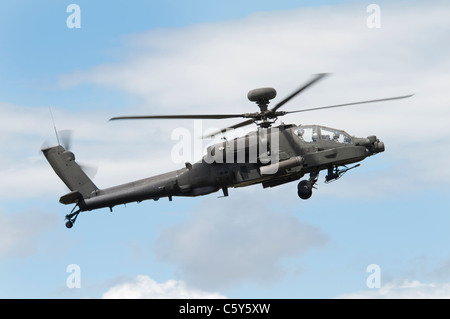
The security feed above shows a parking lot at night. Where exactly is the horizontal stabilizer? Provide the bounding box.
[60,190,83,205]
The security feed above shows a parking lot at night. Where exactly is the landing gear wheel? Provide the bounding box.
[297,180,312,200]
[65,206,80,229]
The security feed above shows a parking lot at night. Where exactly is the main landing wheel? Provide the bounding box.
[297,180,312,200]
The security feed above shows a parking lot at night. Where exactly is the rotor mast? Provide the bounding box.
[247,87,277,128]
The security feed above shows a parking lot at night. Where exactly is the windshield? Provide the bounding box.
[294,125,352,144]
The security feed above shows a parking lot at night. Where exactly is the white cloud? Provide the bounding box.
[102,275,226,299]
[0,209,57,258]
[2,1,448,203]
[57,0,450,198]
[337,279,450,299]
[0,102,190,200]
[155,193,328,290]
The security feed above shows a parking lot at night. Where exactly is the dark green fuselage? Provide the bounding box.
[44,123,383,212]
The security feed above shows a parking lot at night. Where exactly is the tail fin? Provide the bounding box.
[42,145,98,204]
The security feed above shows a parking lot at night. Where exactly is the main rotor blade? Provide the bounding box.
[110,114,247,121]
[203,119,256,138]
[271,73,329,112]
[286,94,414,115]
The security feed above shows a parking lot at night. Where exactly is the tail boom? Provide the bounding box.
[78,170,182,211]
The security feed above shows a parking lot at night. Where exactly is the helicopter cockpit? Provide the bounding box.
[294,125,352,144]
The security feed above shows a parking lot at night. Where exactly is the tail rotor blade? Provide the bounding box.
[79,163,98,179]
[58,129,73,150]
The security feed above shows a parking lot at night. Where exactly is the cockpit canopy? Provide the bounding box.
[294,125,352,144]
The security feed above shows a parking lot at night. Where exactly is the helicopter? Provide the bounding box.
[42,73,412,228]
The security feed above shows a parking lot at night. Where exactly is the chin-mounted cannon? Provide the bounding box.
[354,135,385,154]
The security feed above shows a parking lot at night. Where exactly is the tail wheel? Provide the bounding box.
[65,207,80,229]
[297,180,312,200]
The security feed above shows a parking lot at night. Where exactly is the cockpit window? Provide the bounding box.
[294,126,318,142]
[294,126,352,144]
[320,127,352,144]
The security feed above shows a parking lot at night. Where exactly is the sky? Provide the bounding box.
[1,0,450,299]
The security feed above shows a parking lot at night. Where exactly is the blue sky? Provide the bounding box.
[1,0,450,299]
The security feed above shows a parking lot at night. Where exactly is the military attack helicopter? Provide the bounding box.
[42,73,412,228]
